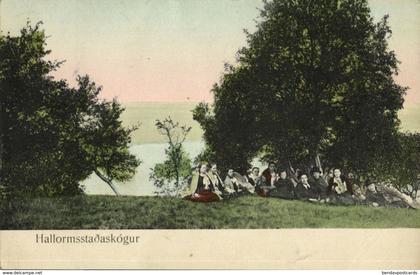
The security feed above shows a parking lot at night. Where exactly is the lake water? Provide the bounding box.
[82,140,265,196]
[82,141,205,196]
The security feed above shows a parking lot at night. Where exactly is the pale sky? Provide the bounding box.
[1,0,419,105]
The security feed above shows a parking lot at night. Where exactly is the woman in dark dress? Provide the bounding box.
[294,174,312,200]
[208,163,224,197]
[268,169,294,200]
[256,162,277,197]
[308,166,327,200]
[247,167,261,186]
[183,163,220,202]
[261,162,276,185]
[326,169,355,205]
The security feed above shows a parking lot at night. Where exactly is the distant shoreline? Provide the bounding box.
[120,101,205,106]
[119,102,419,145]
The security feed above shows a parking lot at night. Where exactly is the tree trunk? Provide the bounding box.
[315,153,323,173]
[94,169,120,196]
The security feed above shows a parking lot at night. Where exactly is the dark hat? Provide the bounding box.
[278,165,288,173]
[311,166,321,173]
[364,178,374,187]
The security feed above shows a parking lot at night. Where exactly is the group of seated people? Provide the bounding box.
[182,162,419,209]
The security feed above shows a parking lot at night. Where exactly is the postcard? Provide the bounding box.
[0,0,419,270]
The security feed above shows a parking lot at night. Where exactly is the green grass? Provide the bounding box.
[2,195,419,229]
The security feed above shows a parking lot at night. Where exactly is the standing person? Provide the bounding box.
[268,168,294,200]
[183,163,220,202]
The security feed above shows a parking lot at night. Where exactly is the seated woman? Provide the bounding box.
[224,169,255,196]
[294,174,312,201]
[267,168,294,200]
[261,162,277,184]
[208,163,225,197]
[326,169,355,205]
[183,163,220,202]
[223,169,240,196]
[346,172,366,201]
[247,167,262,186]
[256,170,277,197]
[308,166,327,200]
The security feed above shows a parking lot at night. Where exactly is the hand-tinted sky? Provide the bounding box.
[1,0,419,105]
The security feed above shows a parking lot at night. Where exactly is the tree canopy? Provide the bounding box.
[0,23,140,197]
[194,0,407,175]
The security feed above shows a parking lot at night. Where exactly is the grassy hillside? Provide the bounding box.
[2,195,419,229]
[121,102,420,144]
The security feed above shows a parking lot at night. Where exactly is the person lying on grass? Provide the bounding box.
[182,163,221,202]
[361,180,415,208]
[377,183,420,209]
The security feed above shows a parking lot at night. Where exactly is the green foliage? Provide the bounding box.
[152,152,192,183]
[374,132,420,192]
[0,23,140,197]
[2,195,419,229]
[395,133,420,188]
[194,0,406,175]
[150,117,192,196]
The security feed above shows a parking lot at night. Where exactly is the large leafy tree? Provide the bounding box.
[194,0,406,174]
[0,23,140,197]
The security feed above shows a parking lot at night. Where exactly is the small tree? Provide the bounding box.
[150,117,192,197]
